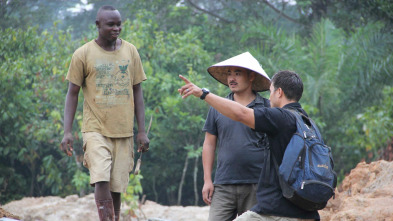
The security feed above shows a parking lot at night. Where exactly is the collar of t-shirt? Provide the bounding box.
[227,92,265,108]
[282,102,308,116]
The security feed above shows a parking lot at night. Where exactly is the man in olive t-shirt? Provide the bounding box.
[60,6,149,221]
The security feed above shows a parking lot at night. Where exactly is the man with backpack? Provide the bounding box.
[179,70,324,220]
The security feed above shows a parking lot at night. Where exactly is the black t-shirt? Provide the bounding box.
[202,92,270,184]
[251,102,320,219]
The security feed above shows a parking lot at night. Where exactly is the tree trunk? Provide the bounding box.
[193,155,199,205]
[29,163,36,196]
[74,154,85,196]
[152,176,158,202]
[177,154,189,205]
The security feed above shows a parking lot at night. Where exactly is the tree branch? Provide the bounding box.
[186,0,232,23]
[262,0,302,25]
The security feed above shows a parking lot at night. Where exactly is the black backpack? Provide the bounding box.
[272,109,337,211]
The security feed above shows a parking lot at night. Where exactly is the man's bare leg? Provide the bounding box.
[111,192,121,221]
[95,182,115,221]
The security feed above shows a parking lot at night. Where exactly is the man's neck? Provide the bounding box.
[279,100,296,108]
[233,90,256,106]
[95,38,118,51]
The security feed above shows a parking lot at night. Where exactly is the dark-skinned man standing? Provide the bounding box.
[60,6,149,221]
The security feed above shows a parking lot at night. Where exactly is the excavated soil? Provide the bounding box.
[1,160,393,221]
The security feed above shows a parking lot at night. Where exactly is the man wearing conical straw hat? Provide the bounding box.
[201,52,271,220]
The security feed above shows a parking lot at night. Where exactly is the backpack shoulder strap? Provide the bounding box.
[284,108,324,142]
[285,108,308,127]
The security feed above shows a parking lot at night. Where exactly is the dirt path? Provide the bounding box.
[1,193,209,221]
[2,160,393,221]
[0,207,21,220]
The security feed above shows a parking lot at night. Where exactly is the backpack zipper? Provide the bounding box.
[301,180,334,191]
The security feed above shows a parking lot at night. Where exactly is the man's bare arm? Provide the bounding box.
[60,82,80,156]
[202,132,217,205]
[133,83,150,152]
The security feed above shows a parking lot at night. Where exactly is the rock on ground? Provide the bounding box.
[1,160,393,221]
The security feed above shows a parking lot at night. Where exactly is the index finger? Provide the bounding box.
[59,143,64,150]
[179,75,190,84]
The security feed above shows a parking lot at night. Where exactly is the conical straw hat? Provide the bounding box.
[207,52,271,92]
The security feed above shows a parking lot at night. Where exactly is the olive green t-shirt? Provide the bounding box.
[66,39,146,137]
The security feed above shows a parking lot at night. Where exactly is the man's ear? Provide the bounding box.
[95,20,100,28]
[249,71,256,82]
[277,87,284,98]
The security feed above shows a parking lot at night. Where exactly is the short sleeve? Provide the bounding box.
[254,107,280,135]
[202,107,218,136]
[131,46,147,85]
[66,52,85,87]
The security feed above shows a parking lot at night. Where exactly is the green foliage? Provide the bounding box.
[119,14,213,204]
[241,18,393,183]
[329,0,393,31]
[0,166,26,203]
[1,0,393,207]
[122,173,144,217]
[345,86,393,159]
[0,0,82,31]
[71,169,90,195]
[0,25,82,202]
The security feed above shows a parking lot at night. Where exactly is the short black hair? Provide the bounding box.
[271,70,303,102]
[99,5,116,11]
[96,5,118,21]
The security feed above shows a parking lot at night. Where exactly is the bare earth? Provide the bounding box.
[2,160,393,221]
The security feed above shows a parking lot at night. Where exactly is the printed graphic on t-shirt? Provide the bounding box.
[94,59,131,107]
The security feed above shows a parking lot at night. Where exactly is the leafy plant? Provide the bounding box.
[345,86,393,161]
[71,169,90,196]
[122,173,144,219]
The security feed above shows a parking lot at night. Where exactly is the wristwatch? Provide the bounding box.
[200,88,210,100]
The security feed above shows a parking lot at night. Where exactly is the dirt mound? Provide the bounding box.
[320,160,393,221]
[0,207,21,220]
[1,160,393,221]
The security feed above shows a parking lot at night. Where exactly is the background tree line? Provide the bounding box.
[1,0,393,206]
